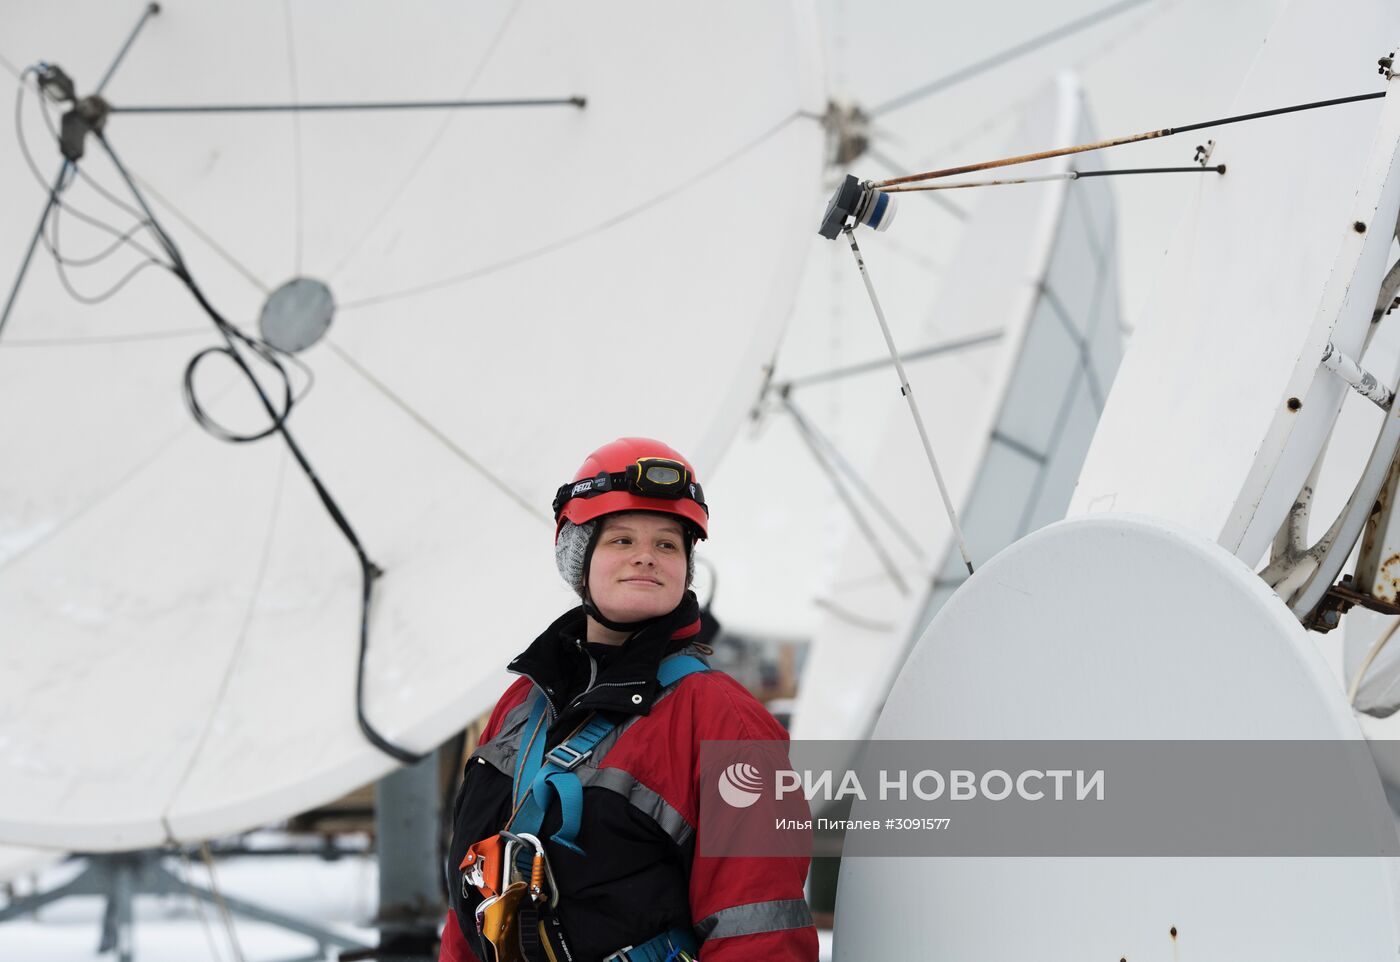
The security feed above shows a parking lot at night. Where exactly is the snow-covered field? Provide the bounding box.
[0,852,378,962]
[1,851,835,961]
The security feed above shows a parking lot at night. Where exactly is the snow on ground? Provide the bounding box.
[1,851,836,961]
[0,851,378,962]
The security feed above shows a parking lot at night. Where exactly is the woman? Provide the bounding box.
[440,438,816,962]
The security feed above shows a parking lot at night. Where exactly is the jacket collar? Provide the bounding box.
[507,591,704,718]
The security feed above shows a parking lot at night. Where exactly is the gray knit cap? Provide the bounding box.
[555,516,695,599]
[555,519,597,597]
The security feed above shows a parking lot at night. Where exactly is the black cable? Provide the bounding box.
[46,243,161,304]
[44,215,156,269]
[110,96,587,115]
[1075,164,1226,177]
[41,169,167,304]
[93,129,423,766]
[16,72,166,264]
[38,83,151,224]
[34,71,147,223]
[878,90,1387,190]
[1170,91,1386,135]
[181,340,295,443]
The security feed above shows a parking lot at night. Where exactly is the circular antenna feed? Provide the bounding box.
[259,277,335,353]
[853,183,897,233]
[817,174,898,239]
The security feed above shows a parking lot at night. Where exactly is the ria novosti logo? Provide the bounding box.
[717,761,765,808]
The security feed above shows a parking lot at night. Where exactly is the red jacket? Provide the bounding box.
[440,596,816,961]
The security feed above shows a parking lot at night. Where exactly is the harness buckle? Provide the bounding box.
[602,931,695,962]
[543,742,591,771]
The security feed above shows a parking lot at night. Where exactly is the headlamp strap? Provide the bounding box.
[552,465,707,518]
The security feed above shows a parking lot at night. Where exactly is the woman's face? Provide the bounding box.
[587,513,688,624]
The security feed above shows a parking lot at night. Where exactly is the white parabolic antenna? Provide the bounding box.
[836,517,1400,960]
[790,72,1122,747]
[0,1,823,850]
[836,0,1400,956]
[1070,0,1400,567]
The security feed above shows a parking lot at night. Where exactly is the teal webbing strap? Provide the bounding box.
[656,653,708,688]
[603,925,700,962]
[511,653,711,853]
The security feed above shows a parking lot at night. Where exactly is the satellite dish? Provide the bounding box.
[835,514,1400,959]
[0,1,823,850]
[834,2,1400,954]
[790,73,1123,746]
[1069,0,1400,567]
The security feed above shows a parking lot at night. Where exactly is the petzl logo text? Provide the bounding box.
[717,762,764,808]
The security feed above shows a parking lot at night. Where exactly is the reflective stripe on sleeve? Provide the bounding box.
[696,899,814,940]
[581,766,694,847]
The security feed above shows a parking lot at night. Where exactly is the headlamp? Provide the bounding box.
[552,457,708,520]
[629,458,685,496]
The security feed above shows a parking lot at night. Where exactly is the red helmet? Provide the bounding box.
[553,438,709,541]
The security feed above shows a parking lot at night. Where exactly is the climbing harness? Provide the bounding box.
[460,652,710,962]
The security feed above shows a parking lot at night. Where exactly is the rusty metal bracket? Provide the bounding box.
[1306,577,1400,634]
[1332,579,1400,615]
[1293,579,1400,632]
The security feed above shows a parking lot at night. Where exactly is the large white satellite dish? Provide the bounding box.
[701,0,1284,646]
[790,73,1122,745]
[0,1,823,850]
[832,0,1400,955]
[1070,0,1400,567]
[834,515,1400,959]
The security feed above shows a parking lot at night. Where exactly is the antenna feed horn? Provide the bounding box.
[818,174,899,239]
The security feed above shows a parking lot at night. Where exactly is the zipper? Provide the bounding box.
[515,642,650,720]
[563,639,601,714]
[572,679,647,706]
[512,669,559,722]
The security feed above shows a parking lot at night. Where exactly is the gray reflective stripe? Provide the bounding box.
[473,739,514,778]
[696,899,813,940]
[501,693,539,735]
[471,696,537,776]
[578,766,694,847]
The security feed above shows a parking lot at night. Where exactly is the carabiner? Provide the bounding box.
[500,830,559,908]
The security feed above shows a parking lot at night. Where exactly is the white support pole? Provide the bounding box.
[844,227,975,575]
[1321,341,1394,409]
